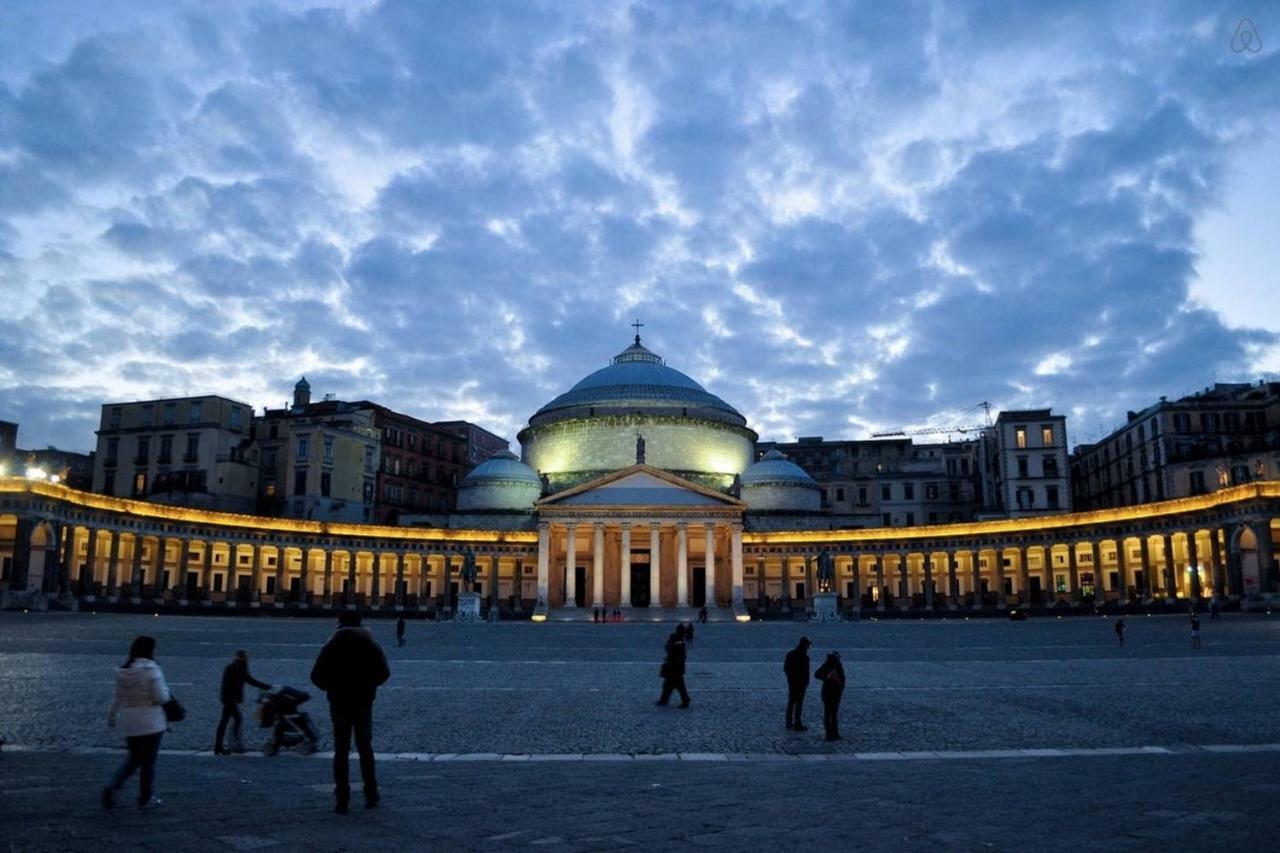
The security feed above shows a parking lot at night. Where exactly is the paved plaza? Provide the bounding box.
[2,611,1279,850]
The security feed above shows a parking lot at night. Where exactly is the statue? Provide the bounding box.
[730,473,742,498]
[460,549,478,592]
[540,473,550,495]
[635,432,646,465]
[816,549,835,593]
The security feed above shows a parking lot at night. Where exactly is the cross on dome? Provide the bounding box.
[631,318,644,344]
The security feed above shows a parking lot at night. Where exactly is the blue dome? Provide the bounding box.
[741,449,817,486]
[531,338,745,426]
[462,451,540,486]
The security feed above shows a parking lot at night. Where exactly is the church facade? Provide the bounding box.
[2,337,1279,619]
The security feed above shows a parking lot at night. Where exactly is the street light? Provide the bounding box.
[25,465,47,480]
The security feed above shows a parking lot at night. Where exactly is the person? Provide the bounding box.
[310,611,391,814]
[684,621,695,646]
[1191,614,1202,649]
[813,651,846,741]
[1114,618,1126,647]
[215,649,270,755]
[102,636,169,811]
[1210,599,1220,621]
[655,624,690,708]
[395,616,406,648]
[783,636,811,730]
[593,607,599,623]
[698,605,708,624]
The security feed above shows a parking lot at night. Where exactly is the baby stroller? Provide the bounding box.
[257,686,318,756]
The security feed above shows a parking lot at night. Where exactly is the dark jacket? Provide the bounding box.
[310,627,391,707]
[663,635,688,676]
[220,658,269,704]
[814,658,846,702]
[784,646,810,690]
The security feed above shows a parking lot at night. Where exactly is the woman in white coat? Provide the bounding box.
[102,635,170,810]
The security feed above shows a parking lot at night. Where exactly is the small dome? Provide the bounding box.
[741,449,821,511]
[295,376,311,389]
[742,449,817,486]
[457,451,541,511]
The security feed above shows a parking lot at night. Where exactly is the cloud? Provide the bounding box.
[1,0,1278,456]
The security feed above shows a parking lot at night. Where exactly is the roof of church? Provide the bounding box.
[530,337,745,425]
[741,449,818,487]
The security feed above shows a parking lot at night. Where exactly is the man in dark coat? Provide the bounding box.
[783,636,811,730]
[655,624,690,707]
[395,616,406,647]
[214,650,270,754]
[814,651,846,741]
[310,612,391,813]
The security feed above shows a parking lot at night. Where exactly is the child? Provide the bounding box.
[1114,618,1126,647]
[1190,614,1202,649]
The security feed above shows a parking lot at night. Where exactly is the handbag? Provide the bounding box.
[163,696,186,723]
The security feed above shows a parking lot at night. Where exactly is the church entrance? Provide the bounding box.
[630,560,651,607]
[692,567,706,607]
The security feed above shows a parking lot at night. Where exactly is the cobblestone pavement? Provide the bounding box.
[1,611,1278,756]
[2,748,1279,851]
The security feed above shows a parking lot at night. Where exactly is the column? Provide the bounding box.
[1208,529,1225,600]
[649,522,660,608]
[441,554,453,613]
[322,549,334,605]
[782,555,793,611]
[1186,531,1201,601]
[593,523,605,608]
[923,552,935,610]
[994,548,1007,608]
[270,545,283,605]
[297,546,309,605]
[200,541,213,601]
[1162,533,1177,599]
[897,553,910,607]
[969,550,981,609]
[83,527,99,596]
[1257,521,1276,593]
[1087,541,1101,601]
[152,535,166,596]
[704,523,716,608]
[346,550,357,606]
[489,554,500,617]
[1222,525,1243,597]
[537,523,550,607]
[676,523,689,608]
[106,531,122,598]
[874,555,885,612]
[564,523,578,608]
[416,553,429,611]
[1139,536,1154,602]
[130,535,144,601]
[249,544,262,604]
[730,524,744,608]
[946,551,958,610]
[852,555,863,615]
[395,552,406,608]
[1017,546,1030,608]
[177,538,192,601]
[59,524,77,595]
[1068,542,1080,605]
[619,523,632,607]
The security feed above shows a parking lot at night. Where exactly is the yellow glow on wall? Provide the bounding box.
[0,478,538,544]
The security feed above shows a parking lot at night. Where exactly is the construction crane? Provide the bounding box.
[871,402,993,439]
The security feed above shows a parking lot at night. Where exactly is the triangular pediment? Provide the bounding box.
[538,465,745,509]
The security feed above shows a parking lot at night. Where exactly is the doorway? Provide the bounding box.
[692,566,706,607]
[575,565,586,607]
[630,561,651,607]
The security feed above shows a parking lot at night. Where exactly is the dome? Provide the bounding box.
[457,451,541,511]
[295,376,310,390]
[741,449,821,511]
[529,337,746,428]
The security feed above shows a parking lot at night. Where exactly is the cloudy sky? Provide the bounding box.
[2,1,1278,454]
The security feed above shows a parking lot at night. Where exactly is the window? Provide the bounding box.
[904,483,914,500]
[1017,456,1029,477]
[905,512,915,526]
[133,472,147,496]
[163,403,176,425]
[925,484,938,500]
[296,434,310,462]
[1231,465,1250,485]
[320,471,332,497]
[364,446,375,473]
[880,485,891,501]
[263,449,277,471]
[1016,487,1034,509]
[1047,485,1060,509]
[323,435,334,464]
[1189,470,1206,495]
[230,407,241,430]
[105,439,119,467]
[294,468,307,495]
[1201,412,1220,432]
[949,481,960,500]
[141,405,154,427]
[1043,455,1059,478]
[184,433,199,462]
[159,435,173,464]
[109,408,122,429]
[835,487,845,502]
[857,486,867,504]
[1015,426,1027,449]
[135,436,151,464]
[882,513,892,526]
[1173,413,1190,433]
[188,401,203,424]
[1041,425,1054,445]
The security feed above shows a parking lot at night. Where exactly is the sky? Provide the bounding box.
[1,0,1278,454]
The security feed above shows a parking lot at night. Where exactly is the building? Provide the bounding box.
[1071,382,1280,512]
[436,420,510,467]
[754,437,981,528]
[0,421,17,475]
[0,421,94,489]
[91,396,258,513]
[258,379,471,524]
[978,409,1071,517]
[3,334,1278,613]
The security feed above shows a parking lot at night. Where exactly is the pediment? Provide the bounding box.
[538,465,744,509]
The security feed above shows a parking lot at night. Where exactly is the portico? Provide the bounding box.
[533,464,746,619]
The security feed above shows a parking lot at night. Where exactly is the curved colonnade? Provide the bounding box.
[1,478,1277,616]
